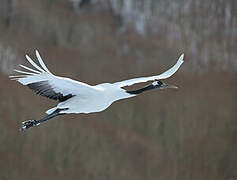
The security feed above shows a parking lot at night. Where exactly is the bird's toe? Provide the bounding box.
[20,120,40,131]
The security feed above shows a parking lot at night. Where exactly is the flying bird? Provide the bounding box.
[10,50,184,131]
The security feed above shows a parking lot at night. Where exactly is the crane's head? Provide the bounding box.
[126,80,178,95]
[152,80,178,89]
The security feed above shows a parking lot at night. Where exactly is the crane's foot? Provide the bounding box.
[20,120,40,131]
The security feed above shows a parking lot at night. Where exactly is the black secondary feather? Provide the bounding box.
[27,81,74,102]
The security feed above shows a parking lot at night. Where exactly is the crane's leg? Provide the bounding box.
[20,108,67,131]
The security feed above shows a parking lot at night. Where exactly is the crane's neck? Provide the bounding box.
[126,81,163,95]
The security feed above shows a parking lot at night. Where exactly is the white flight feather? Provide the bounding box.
[19,64,41,74]
[9,75,28,78]
[11,51,101,99]
[25,54,45,73]
[35,50,51,73]
[114,54,184,87]
[14,69,37,75]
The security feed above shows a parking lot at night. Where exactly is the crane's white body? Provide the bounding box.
[10,50,184,115]
[50,83,133,114]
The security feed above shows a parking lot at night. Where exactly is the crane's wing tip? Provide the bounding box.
[179,53,184,63]
[35,49,39,55]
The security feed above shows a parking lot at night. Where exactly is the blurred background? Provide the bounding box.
[0,0,237,179]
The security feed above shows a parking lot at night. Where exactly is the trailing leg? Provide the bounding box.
[20,109,67,131]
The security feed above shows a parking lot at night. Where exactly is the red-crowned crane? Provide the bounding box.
[10,50,184,131]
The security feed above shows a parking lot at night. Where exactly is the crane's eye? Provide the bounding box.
[152,80,163,86]
[152,81,158,86]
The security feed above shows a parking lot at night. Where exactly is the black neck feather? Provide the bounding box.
[126,81,164,95]
[126,84,156,95]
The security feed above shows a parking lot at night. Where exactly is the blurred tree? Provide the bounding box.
[0,0,16,26]
[70,0,93,12]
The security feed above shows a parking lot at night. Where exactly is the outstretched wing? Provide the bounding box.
[10,50,98,102]
[114,54,184,87]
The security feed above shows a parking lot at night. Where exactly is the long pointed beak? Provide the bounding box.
[162,83,178,89]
